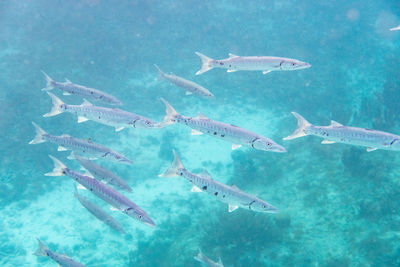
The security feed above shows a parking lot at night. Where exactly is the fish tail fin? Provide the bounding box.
[158,150,184,177]
[41,70,54,91]
[29,122,47,144]
[194,249,205,262]
[283,112,312,140]
[154,64,165,79]
[195,52,214,75]
[45,155,67,176]
[158,98,179,127]
[33,239,49,257]
[43,92,65,117]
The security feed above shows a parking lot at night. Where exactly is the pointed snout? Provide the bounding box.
[268,206,280,213]
[144,217,157,228]
[273,145,287,153]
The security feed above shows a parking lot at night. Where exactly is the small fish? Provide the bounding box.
[34,239,87,267]
[29,122,132,164]
[159,150,279,213]
[194,249,224,267]
[41,71,123,106]
[390,25,400,31]
[154,64,214,98]
[160,99,286,152]
[46,156,156,227]
[74,186,126,234]
[75,154,133,192]
[43,92,162,131]
[195,52,311,75]
[283,112,400,152]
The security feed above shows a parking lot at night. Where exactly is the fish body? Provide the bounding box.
[195,52,311,75]
[74,188,126,234]
[159,150,279,213]
[155,65,214,98]
[284,112,400,152]
[44,92,161,131]
[41,71,123,106]
[46,156,156,227]
[161,99,286,152]
[34,239,87,267]
[75,154,133,192]
[194,249,224,267]
[29,122,132,164]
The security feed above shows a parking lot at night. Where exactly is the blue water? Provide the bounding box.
[1,0,400,266]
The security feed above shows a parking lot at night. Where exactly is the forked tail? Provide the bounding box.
[157,98,179,128]
[29,122,47,144]
[158,150,184,177]
[283,112,312,140]
[154,64,166,79]
[33,239,49,257]
[45,155,67,176]
[195,52,214,75]
[41,71,54,91]
[43,92,65,117]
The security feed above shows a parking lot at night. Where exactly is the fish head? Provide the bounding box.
[124,207,157,228]
[280,59,311,70]
[250,200,279,213]
[252,138,287,153]
[389,138,400,150]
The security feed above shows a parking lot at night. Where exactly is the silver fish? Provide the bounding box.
[43,92,162,132]
[154,64,214,98]
[194,249,224,267]
[160,99,286,152]
[390,25,400,31]
[284,112,400,152]
[46,155,156,227]
[74,187,126,234]
[195,52,311,75]
[159,150,279,213]
[29,122,132,164]
[41,71,123,106]
[75,154,133,192]
[34,239,87,267]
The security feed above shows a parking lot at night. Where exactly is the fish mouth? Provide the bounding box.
[271,145,287,153]
[298,62,311,69]
[119,158,133,165]
[143,218,157,228]
[267,206,280,213]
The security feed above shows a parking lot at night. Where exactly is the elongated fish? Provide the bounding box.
[160,99,286,152]
[41,71,123,106]
[154,65,214,98]
[390,25,400,31]
[283,112,400,152]
[29,122,132,164]
[47,155,156,227]
[159,150,279,213]
[44,92,162,132]
[194,249,224,267]
[34,239,87,267]
[75,154,133,192]
[195,52,311,75]
[74,187,126,234]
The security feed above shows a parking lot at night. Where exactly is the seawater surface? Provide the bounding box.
[1,0,400,266]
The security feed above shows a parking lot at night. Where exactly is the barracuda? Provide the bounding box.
[195,52,311,75]
[194,249,224,267]
[159,150,279,213]
[46,156,156,228]
[160,98,286,152]
[29,122,132,164]
[284,112,400,152]
[41,71,123,106]
[44,92,162,132]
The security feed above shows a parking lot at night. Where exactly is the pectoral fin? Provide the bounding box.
[185,91,193,95]
[227,69,238,73]
[110,207,121,211]
[321,140,335,144]
[77,184,87,190]
[115,127,125,132]
[191,129,203,135]
[57,146,68,151]
[67,152,75,160]
[78,116,89,123]
[330,120,343,127]
[191,185,203,192]
[232,144,242,150]
[63,92,71,96]
[228,204,239,212]
[263,70,272,74]
[367,147,378,152]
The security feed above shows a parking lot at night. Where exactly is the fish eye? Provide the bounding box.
[116,155,121,159]
[262,204,266,208]
[291,62,295,66]
[145,121,151,125]
[139,215,142,219]
[266,142,271,146]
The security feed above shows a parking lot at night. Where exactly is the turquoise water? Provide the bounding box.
[1,0,400,266]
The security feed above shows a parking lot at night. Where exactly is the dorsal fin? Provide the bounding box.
[60,134,71,138]
[228,53,239,58]
[197,113,209,119]
[65,78,72,83]
[231,184,240,191]
[199,169,212,179]
[330,120,343,127]
[81,99,93,106]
